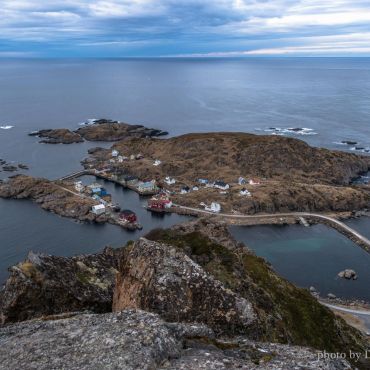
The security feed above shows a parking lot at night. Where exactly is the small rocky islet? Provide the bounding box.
[29,118,168,144]
[0,218,368,369]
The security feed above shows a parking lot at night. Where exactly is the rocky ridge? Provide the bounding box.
[29,119,168,144]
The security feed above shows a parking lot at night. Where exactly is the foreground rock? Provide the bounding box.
[0,247,123,324]
[0,309,352,370]
[29,119,168,144]
[113,238,256,335]
[0,175,105,223]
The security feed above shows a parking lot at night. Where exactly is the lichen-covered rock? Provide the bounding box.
[0,247,123,324]
[113,238,256,335]
[0,310,352,370]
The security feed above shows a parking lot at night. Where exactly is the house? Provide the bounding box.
[136,153,144,160]
[118,156,124,163]
[238,177,247,185]
[112,150,119,157]
[249,178,261,185]
[130,154,136,160]
[240,188,251,196]
[198,178,209,185]
[192,186,199,191]
[138,180,157,192]
[214,181,230,190]
[181,186,191,194]
[148,197,173,210]
[124,175,138,185]
[91,204,106,215]
[91,187,108,197]
[205,202,221,213]
[164,176,176,185]
[153,159,162,166]
[74,181,84,192]
[119,210,137,223]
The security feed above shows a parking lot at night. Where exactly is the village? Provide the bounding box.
[73,147,263,224]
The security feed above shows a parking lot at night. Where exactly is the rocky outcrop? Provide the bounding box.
[113,238,256,335]
[0,309,352,370]
[338,269,358,280]
[76,119,168,141]
[29,119,168,144]
[29,129,84,144]
[0,247,123,324]
[0,175,105,223]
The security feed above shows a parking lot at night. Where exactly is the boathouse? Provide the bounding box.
[119,210,137,223]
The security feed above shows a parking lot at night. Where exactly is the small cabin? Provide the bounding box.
[119,210,137,223]
[153,159,162,166]
[138,180,156,192]
[249,179,261,185]
[91,204,106,215]
[238,177,247,185]
[111,150,119,157]
[192,186,199,191]
[240,188,251,196]
[74,181,84,192]
[181,186,190,194]
[205,202,221,213]
[164,177,176,185]
[148,198,172,210]
[198,178,209,185]
[214,181,230,190]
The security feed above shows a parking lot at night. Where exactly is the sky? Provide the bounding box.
[1,0,370,57]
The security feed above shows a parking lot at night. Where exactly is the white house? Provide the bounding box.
[214,181,230,190]
[153,159,162,166]
[238,177,247,185]
[74,181,84,193]
[130,154,136,160]
[181,186,191,194]
[164,176,176,185]
[91,204,106,215]
[205,202,221,213]
[240,188,251,196]
[112,150,119,157]
[249,179,261,185]
[118,156,124,163]
[192,186,199,191]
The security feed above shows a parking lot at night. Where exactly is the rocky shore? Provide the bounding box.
[0,219,368,369]
[29,118,168,144]
[0,175,107,223]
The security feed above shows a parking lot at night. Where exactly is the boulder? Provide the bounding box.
[0,309,352,370]
[338,269,358,280]
[113,238,256,335]
[0,247,123,324]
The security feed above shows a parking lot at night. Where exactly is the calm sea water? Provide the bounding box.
[1,58,370,299]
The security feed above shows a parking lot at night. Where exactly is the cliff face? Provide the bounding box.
[0,247,123,324]
[0,310,350,370]
[113,238,256,335]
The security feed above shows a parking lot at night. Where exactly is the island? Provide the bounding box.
[0,218,368,369]
[29,118,168,144]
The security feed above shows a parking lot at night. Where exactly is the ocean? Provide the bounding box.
[0,57,369,299]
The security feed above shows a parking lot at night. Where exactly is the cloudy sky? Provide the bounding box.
[1,0,370,57]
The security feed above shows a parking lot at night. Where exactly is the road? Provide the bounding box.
[173,204,370,251]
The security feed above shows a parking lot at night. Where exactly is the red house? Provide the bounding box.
[148,198,172,210]
[119,210,137,223]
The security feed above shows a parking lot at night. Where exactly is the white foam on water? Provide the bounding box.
[0,125,13,130]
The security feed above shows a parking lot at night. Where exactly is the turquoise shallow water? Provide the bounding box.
[230,223,370,302]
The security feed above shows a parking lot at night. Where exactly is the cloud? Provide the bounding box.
[1,0,370,56]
